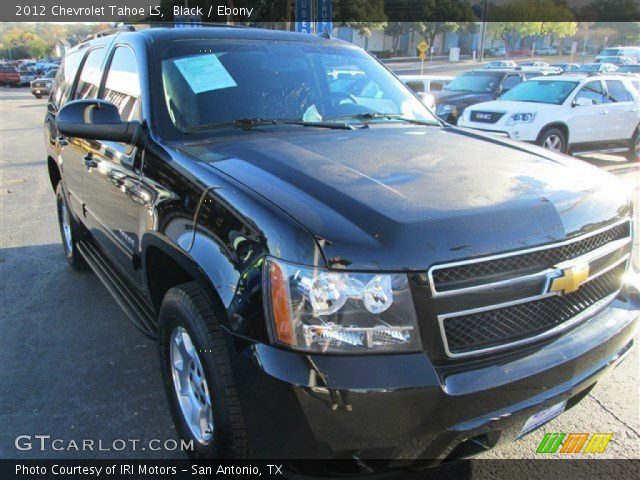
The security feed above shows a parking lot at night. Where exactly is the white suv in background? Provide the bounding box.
[457,74,640,161]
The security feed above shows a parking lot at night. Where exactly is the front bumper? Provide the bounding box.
[30,86,50,96]
[457,118,541,142]
[231,286,638,462]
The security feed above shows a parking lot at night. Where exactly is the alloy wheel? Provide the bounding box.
[170,326,214,445]
[542,134,563,153]
[59,199,73,253]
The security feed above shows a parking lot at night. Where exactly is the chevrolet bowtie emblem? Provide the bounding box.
[546,263,590,295]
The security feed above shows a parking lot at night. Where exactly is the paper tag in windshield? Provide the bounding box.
[173,54,237,94]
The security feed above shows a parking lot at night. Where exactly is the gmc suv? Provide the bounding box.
[45,26,638,465]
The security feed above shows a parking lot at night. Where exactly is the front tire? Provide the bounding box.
[55,183,87,270]
[537,127,567,154]
[626,128,639,162]
[158,282,248,459]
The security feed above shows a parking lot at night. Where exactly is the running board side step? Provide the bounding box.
[77,240,158,339]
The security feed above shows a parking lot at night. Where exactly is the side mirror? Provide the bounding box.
[417,91,435,109]
[573,97,593,107]
[57,99,140,144]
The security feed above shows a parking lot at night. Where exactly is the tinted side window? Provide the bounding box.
[405,81,424,93]
[74,48,106,100]
[102,47,141,121]
[502,75,521,91]
[605,80,631,102]
[52,50,83,106]
[575,81,607,105]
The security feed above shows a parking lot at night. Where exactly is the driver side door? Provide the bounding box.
[81,45,146,288]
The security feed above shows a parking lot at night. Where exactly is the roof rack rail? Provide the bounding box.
[124,22,251,29]
[80,25,136,44]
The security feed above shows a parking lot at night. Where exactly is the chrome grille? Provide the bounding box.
[430,220,630,294]
[442,263,625,356]
[431,219,632,358]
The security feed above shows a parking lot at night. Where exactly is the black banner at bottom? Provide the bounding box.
[1,459,639,480]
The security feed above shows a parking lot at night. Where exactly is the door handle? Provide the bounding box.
[83,154,98,169]
[57,135,68,146]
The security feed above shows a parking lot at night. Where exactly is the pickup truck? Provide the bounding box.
[0,65,21,86]
[45,26,638,466]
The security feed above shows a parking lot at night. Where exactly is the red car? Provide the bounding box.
[509,48,533,57]
[0,65,21,86]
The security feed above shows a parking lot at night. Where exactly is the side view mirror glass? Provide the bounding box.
[573,97,593,107]
[57,99,140,144]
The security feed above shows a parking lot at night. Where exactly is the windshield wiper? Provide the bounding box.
[328,113,439,126]
[183,118,280,133]
[183,117,353,133]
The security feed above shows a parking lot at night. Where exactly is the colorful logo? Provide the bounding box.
[536,432,613,454]
[545,262,590,295]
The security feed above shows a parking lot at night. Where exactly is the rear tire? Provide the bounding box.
[626,128,639,162]
[55,183,87,270]
[537,127,567,154]
[158,282,248,459]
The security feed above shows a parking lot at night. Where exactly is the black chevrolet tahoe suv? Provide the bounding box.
[45,26,638,465]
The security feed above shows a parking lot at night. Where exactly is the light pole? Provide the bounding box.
[477,0,488,63]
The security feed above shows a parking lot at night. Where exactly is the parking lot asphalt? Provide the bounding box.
[0,87,638,475]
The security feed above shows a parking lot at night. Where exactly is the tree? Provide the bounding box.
[486,22,540,52]
[413,0,475,55]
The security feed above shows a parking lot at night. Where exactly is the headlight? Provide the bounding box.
[436,104,455,116]
[505,112,537,126]
[264,258,421,353]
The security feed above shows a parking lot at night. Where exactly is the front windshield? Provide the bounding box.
[600,48,621,56]
[158,40,436,133]
[500,80,578,104]
[444,72,498,93]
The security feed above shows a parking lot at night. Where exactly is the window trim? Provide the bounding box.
[71,46,106,101]
[100,43,143,121]
[604,79,632,103]
[573,79,608,105]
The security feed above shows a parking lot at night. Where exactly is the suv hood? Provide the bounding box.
[178,125,629,270]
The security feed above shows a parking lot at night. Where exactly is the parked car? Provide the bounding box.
[518,60,549,68]
[484,46,506,57]
[551,63,580,73]
[596,56,635,65]
[432,69,538,123]
[509,48,533,57]
[458,74,640,160]
[596,46,640,63]
[618,64,640,75]
[535,46,558,55]
[517,61,562,75]
[18,67,36,85]
[30,69,58,98]
[576,63,619,73]
[398,75,453,93]
[46,26,638,463]
[0,65,21,86]
[483,60,517,69]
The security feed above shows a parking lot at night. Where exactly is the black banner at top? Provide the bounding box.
[2,0,640,23]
